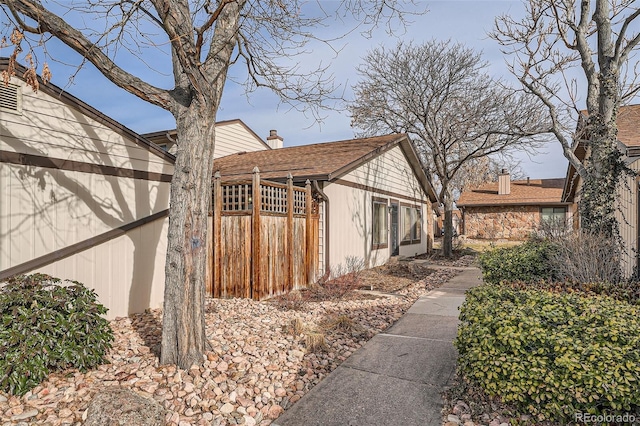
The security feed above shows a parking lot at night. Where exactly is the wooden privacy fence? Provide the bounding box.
[207,168,319,300]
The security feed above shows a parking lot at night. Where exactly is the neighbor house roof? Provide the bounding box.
[213,133,438,202]
[457,178,568,207]
[142,119,271,150]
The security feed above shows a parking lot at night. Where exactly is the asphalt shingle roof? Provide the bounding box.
[212,134,405,182]
[457,178,566,207]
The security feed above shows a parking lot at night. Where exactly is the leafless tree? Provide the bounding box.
[449,156,527,196]
[0,0,423,369]
[491,0,640,236]
[349,39,548,257]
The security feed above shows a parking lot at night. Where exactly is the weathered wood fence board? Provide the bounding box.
[209,169,319,300]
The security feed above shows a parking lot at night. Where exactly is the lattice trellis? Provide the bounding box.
[213,171,311,215]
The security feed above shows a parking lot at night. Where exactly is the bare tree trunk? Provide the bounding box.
[578,0,623,238]
[442,193,454,258]
[160,99,216,368]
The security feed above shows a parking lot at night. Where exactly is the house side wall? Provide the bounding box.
[324,145,432,270]
[1,78,173,174]
[0,162,170,267]
[462,206,542,240]
[25,216,168,319]
[214,122,269,159]
[1,77,171,318]
[615,158,640,277]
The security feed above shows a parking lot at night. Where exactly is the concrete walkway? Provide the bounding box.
[274,267,482,426]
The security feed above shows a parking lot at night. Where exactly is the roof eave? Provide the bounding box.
[458,201,572,208]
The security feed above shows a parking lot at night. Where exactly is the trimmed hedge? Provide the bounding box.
[456,284,640,421]
[477,240,556,284]
[0,274,113,396]
[504,279,640,306]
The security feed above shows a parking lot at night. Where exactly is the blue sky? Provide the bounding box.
[3,1,570,179]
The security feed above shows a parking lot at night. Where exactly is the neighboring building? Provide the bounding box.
[435,208,462,237]
[212,134,438,273]
[563,104,640,277]
[457,170,572,240]
[0,58,174,319]
[143,121,276,156]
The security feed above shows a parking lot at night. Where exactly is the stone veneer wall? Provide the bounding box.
[463,206,541,240]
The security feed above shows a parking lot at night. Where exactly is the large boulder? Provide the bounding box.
[84,387,166,426]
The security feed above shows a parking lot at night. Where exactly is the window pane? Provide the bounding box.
[402,206,412,242]
[412,208,421,241]
[541,207,566,223]
[373,201,388,246]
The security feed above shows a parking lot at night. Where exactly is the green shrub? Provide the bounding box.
[504,279,640,305]
[456,284,640,421]
[0,274,113,396]
[477,240,556,284]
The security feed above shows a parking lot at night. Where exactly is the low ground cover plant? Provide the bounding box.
[503,279,640,305]
[456,284,640,421]
[0,274,113,396]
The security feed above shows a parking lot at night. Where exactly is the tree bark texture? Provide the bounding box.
[492,0,640,240]
[442,196,454,258]
[159,2,242,368]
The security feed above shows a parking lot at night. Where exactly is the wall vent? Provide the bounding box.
[0,83,23,115]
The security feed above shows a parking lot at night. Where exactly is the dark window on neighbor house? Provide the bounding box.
[541,207,566,223]
[401,204,422,244]
[372,197,388,249]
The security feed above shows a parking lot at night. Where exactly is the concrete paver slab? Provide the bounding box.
[406,294,465,316]
[387,314,459,340]
[273,366,444,426]
[274,266,482,426]
[431,287,469,295]
[341,334,457,386]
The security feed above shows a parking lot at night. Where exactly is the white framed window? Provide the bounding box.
[372,197,388,249]
[401,204,422,245]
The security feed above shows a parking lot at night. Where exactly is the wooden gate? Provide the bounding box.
[207,168,319,300]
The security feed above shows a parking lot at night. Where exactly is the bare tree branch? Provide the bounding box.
[349,39,549,257]
[1,0,427,369]
[492,0,640,238]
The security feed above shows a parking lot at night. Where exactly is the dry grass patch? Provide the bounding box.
[305,332,328,352]
[320,315,359,333]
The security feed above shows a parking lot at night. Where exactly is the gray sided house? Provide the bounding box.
[212,134,438,280]
[0,59,272,318]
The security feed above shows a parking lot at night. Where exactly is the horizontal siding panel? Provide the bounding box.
[3,78,172,173]
[32,216,168,319]
[0,163,170,269]
[214,122,268,159]
[0,128,172,174]
[339,146,426,200]
[616,158,640,277]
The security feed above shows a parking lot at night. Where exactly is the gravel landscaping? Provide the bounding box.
[442,377,540,426]
[1,266,459,426]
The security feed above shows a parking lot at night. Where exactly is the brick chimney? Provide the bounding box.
[498,169,510,195]
[266,129,283,149]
